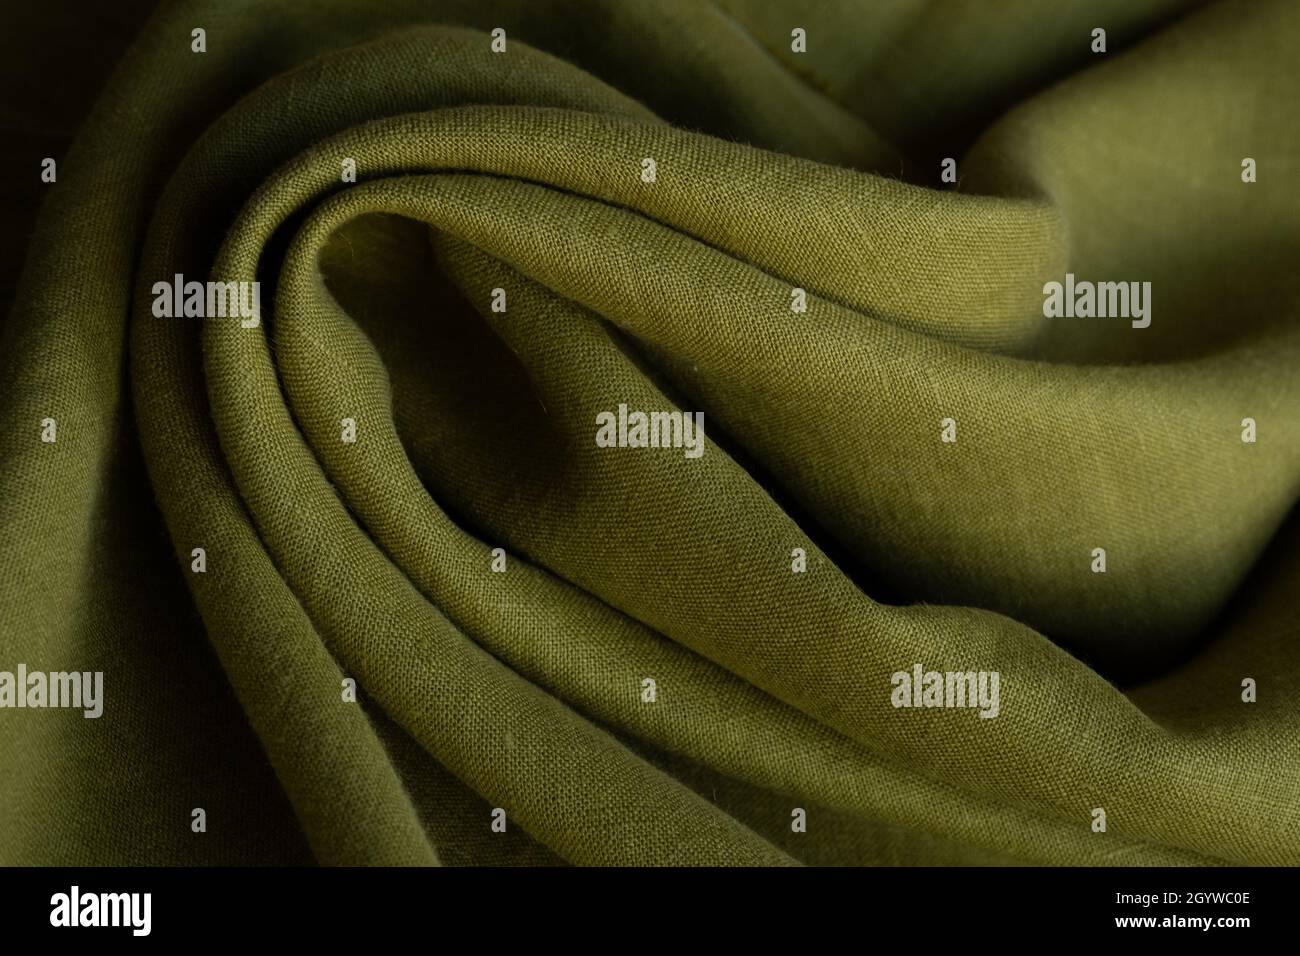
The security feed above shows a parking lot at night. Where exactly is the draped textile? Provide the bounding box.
[1,0,1298,866]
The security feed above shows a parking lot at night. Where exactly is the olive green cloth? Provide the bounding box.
[1,0,1298,866]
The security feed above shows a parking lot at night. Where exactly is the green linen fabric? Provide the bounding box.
[1,0,1298,866]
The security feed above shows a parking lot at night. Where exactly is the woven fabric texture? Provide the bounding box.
[1,0,1298,866]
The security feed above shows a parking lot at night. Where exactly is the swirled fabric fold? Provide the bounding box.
[1,0,1298,866]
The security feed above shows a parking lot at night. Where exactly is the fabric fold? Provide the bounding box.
[2,0,1297,866]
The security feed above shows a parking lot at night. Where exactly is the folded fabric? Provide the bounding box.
[1,0,1297,866]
